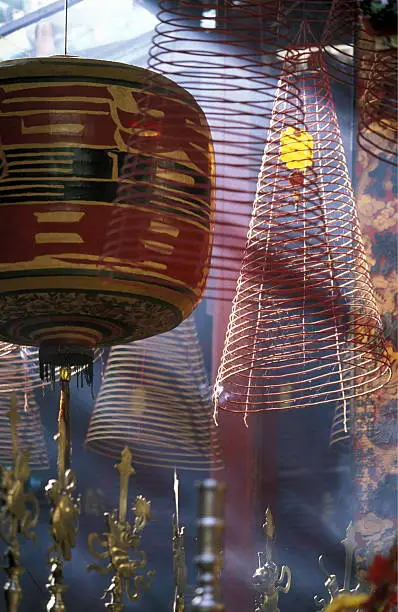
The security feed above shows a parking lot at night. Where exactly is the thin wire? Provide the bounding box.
[64,0,68,55]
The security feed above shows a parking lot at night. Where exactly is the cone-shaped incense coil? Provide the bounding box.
[214,49,391,418]
[0,392,49,470]
[86,317,223,470]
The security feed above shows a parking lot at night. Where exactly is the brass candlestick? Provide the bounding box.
[87,447,155,610]
[173,470,186,612]
[191,479,226,612]
[45,367,80,611]
[252,508,291,612]
[314,522,361,609]
[0,393,40,612]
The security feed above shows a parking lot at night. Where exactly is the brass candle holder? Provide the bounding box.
[45,367,80,611]
[252,508,291,612]
[87,447,155,610]
[314,522,361,609]
[191,479,226,612]
[0,393,40,612]
[173,470,186,612]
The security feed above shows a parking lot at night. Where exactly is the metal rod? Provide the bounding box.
[0,0,83,39]
[64,0,68,55]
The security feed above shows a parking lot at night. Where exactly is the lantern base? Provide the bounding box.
[39,344,94,385]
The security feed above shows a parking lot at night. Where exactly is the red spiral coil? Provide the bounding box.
[321,0,397,165]
[321,0,374,86]
[358,45,397,166]
[213,48,391,418]
[105,0,301,303]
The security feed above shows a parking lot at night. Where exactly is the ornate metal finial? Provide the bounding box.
[46,558,68,612]
[173,470,186,612]
[116,447,135,523]
[252,507,291,612]
[191,479,226,612]
[0,393,40,612]
[314,522,361,609]
[45,368,80,610]
[87,447,155,610]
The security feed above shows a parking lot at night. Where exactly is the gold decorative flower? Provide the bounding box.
[133,495,152,519]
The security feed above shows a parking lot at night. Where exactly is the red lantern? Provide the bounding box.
[0,57,214,375]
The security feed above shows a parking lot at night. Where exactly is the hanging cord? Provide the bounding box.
[64,0,68,55]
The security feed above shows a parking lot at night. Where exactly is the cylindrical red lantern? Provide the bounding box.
[0,57,214,373]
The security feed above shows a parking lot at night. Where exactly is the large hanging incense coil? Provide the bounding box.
[0,391,49,470]
[145,0,296,301]
[213,49,391,418]
[85,316,222,470]
[0,56,213,373]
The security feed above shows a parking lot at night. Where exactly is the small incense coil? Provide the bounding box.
[321,0,397,165]
[321,0,375,87]
[213,48,391,419]
[142,0,297,302]
[85,316,223,470]
[0,391,49,470]
[357,46,397,166]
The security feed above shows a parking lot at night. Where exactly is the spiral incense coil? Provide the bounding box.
[358,47,397,166]
[85,316,223,470]
[321,0,397,165]
[0,391,49,470]
[213,48,391,419]
[321,0,375,87]
[136,0,300,302]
